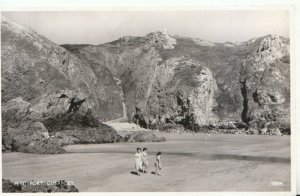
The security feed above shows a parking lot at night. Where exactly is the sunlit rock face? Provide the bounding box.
[143,30,177,49]
[239,35,290,134]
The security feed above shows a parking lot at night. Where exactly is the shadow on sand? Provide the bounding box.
[210,154,290,164]
[130,171,138,176]
[131,171,154,175]
[68,151,289,164]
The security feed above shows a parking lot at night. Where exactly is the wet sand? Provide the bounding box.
[2,133,290,192]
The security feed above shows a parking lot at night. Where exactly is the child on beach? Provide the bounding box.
[134,148,143,176]
[154,151,162,176]
[142,148,149,173]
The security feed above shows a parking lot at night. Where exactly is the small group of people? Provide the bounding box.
[134,148,162,176]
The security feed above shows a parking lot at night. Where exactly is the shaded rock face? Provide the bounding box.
[2,179,79,192]
[64,32,290,134]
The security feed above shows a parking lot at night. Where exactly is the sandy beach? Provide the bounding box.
[2,133,290,192]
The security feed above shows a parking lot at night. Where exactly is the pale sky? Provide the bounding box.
[2,10,289,45]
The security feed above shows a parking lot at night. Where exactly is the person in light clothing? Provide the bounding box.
[134,148,143,176]
[142,148,149,173]
[154,151,162,176]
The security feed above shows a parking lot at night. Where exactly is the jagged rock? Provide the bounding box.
[2,126,65,154]
[254,35,289,65]
[1,99,57,153]
[2,179,79,192]
[144,30,177,49]
[255,89,286,105]
[1,91,122,153]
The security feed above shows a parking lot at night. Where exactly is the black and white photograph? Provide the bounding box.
[0,1,298,194]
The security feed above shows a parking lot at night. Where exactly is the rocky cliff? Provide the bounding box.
[1,16,124,153]
[63,31,290,135]
[239,35,290,134]
[1,16,123,120]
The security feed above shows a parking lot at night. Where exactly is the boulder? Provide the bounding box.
[62,127,123,144]
[18,139,66,154]
[1,92,122,154]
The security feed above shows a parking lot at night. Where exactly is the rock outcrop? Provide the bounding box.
[130,57,219,130]
[2,91,123,153]
[1,17,124,153]
[239,35,290,134]
[143,30,177,49]
[2,179,79,192]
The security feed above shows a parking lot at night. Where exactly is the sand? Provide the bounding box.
[2,133,290,192]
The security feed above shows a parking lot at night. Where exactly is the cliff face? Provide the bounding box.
[1,17,123,120]
[139,57,219,129]
[240,35,290,134]
[63,32,290,134]
[1,17,124,153]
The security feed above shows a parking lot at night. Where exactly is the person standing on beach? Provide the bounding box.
[154,151,162,176]
[134,148,143,176]
[142,148,149,173]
